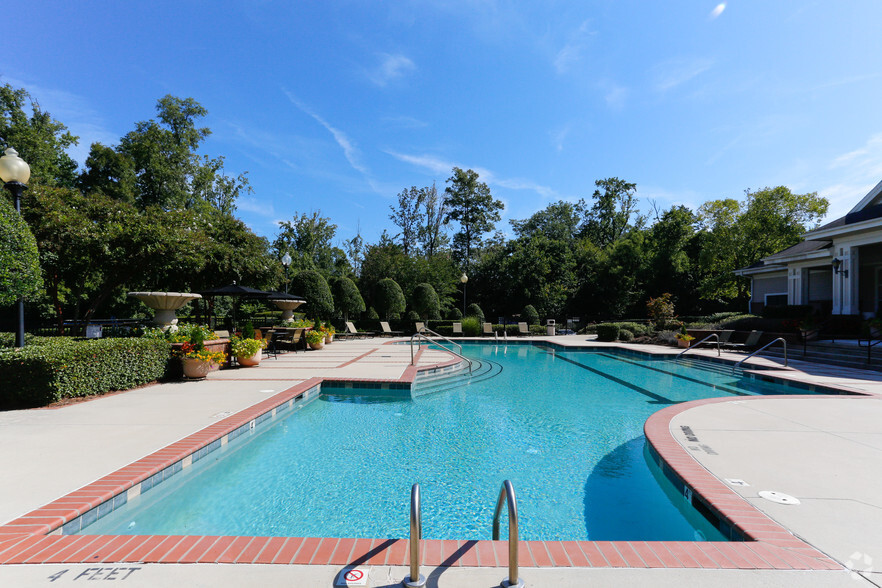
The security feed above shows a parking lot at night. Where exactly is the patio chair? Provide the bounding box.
[214,330,231,339]
[721,330,763,351]
[415,322,426,333]
[276,328,305,352]
[380,321,404,337]
[262,330,280,359]
[718,329,734,344]
[482,322,494,336]
[517,322,530,336]
[452,322,463,336]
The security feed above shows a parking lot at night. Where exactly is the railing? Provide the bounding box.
[858,336,882,364]
[410,328,473,375]
[492,480,525,588]
[733,337,787,372]
[403,484,426,588]
[676,333,720,358]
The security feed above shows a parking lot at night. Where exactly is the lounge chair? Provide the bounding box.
[345,321,375,338]
[380,321,404,337]
[721,330,763,351]
[333,322,359,339]
[452,322,463,336]
[415,322,426,333]
[482,322,494,336]
[517,322,529,336]
[718,329,734,344]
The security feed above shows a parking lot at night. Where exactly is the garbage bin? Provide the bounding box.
[546,319,556,336]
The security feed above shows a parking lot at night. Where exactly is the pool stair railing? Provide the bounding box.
[411,358,502,398]
[403,483,426,588]
[733,337,788,371]
[411,326,473,375]
[492,480,525,588]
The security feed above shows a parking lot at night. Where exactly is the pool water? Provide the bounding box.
[81,344,815,541]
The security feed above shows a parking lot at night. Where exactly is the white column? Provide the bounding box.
[833,246,860,315]
[788,267,802,305]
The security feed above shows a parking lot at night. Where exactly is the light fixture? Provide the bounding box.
[460,273,468,315]
[832,257,848,278]
[0,147,31,348]
[281,253,292,294]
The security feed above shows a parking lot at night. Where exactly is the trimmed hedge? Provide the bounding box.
[595,324,620,341]
[0,337,171,408]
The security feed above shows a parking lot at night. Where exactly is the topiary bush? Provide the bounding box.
[595,324,620,341]
[0,337,172,408]
[447,307,463,320]
[0,194,42,306]
[618,328,635,342]
[522,305,539,325]
[465,303,485,324]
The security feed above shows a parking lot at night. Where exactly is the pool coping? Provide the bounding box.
[0,345,851,571]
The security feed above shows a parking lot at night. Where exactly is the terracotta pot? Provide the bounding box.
[182,358,212,379]
[325,333,334,344]
[309,339,325,350]
[677,338,690,348]
[237,349,262,367]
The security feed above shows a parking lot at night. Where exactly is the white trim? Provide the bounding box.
[848,178,882,214]
[734,265,787,277]
[804,216,882,240]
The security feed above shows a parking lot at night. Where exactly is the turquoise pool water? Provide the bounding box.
[80,344,821,541]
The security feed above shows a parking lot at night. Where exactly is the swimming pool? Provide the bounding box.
[77,343,835,542]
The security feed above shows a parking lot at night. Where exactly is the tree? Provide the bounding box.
[77,143,137,203]
[389,186,424,256]
[0,83,79,187]
[332,276,365,322]
[466,303,485,323]
[0,195,42,305]
[273,211,347,277]
[510,200,580,242]
[522,305,539,325]
[375,278,406,320]
[418,183,447,257]
[411,283,440,321]
[290,270,334,321]
[443,167,503,270]
[580,177,639,248]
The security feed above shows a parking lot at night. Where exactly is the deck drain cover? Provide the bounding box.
[759,490,800,505]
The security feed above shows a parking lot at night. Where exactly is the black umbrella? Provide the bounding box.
[264,291,307,302]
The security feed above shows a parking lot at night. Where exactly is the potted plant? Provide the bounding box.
[322,322,335,344]
[305,328,326,350]
[675,323,695,348]
[231,336,267,367]
[179,333,227,379]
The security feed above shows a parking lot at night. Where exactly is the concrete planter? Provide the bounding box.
[181,358,212,379]
[237,350,262,367]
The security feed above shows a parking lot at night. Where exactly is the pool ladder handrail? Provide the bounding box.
[410,327,473,375]
[403,484,426,587]
[733,337,788,372]
[676,333,720,358]
[492,480,525,588]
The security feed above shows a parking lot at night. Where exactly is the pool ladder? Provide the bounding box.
[403,481,524,588]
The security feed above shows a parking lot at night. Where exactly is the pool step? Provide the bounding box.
[411,359,503,397]
[757,341,882,372]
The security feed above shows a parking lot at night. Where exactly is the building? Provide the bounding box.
[735,179,882,318]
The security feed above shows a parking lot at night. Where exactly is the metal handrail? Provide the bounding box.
[410,328,473,374]
[677,333,720,358]
[857,335,882,364]
[403,484,426,588]
[492,480,525,588]
[733,337,787,372]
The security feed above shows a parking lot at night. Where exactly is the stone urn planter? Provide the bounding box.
[182,358,213,379]
[309,339,325,350]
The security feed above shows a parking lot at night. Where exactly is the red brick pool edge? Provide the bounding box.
[0,377,846,571]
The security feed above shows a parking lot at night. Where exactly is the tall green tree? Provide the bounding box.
[411,282,441,321]
[331,276,365,322]
[418,183,447,257]
[389,186,424,256]
[273,211,349,277]
[291,270,334,321]
[443,167,503,270]
[580,177,639,248]
[374,278,406,321]
[0,83,79,187]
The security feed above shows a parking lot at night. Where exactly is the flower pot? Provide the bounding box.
[677,338,690,348]
[325,333,334,344]
[309,339,325,350]
[237,350,262,367]
[182,358,212,379]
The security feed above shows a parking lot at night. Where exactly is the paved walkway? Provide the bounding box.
[1,336,881,586]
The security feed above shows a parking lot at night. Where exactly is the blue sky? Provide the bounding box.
[5,1,882,245]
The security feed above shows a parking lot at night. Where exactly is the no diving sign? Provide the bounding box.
[335,567,368,586]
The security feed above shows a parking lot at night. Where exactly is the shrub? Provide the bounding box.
[657,330,678,344]
[375,278,406,320]
[406,310,421,323]
[619,329,634,342]
[332,276,365,322]
[465,303,485,324]
[616,322,650,336]
[0,193,42,306]
[461,316,481,336]
[367,307,379,320]
[447,307,463,320]
[292,270,334,320]
[595,324,620,341]
[411,283,441,321]
[522,305,539,325]
[646,293,674,327]
[0,337,171,408]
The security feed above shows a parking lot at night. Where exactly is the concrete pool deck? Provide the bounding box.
[0,336,880,586]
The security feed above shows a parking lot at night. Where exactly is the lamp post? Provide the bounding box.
[0,148,31,348]
[282,253,292,294]
[460,272,468,316]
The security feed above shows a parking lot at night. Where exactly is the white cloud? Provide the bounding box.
[553,20,595,75]
[709,3,726,20]
[550,124,570,152]
[367,53,416,87]
[237,197,275,217]
[385,150,560,200]
[652,58,714,93]
[822,133,882,217]
[601,82,628,111]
